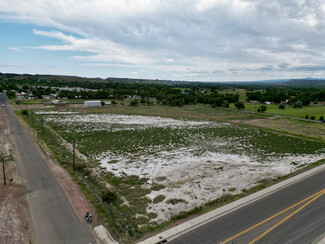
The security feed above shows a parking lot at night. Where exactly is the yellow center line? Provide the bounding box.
[249,189,325,244]
[223,189,325,244]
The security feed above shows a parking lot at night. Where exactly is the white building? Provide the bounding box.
[84,101,102,107]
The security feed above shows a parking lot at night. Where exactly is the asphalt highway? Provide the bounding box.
[170,164,325,243]
[0,94,95,244]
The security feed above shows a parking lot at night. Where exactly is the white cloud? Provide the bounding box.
[1,0,325,80]
[8,47,22,52]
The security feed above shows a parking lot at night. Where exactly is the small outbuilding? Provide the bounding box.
[84,100,102,107]
[52,100,68,107]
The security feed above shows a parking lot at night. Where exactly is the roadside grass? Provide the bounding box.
[14,99,51,104]
[230,103,325,119]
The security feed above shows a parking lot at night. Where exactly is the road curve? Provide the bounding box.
[0,94,95,244]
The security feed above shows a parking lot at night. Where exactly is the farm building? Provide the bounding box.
[84,101,102,107]
[52,100,68,107]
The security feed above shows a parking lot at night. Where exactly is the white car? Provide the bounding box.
[1,104,5,107]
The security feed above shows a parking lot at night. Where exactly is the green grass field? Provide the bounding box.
[79,103,268,122]
[218,88,247,102]
[230,103,325,119]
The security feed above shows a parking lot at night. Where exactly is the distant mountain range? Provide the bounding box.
[226,78,325,87]
[281,78,325,87]
[1,72,325,87]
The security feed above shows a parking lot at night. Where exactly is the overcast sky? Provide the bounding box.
[1,0,325,81]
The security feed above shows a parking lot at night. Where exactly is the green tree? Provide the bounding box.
[319,116,324,121]
[140,98,146,104]
[259,105,267,113]
[6,91,16,99]
[278,102,286,110]
[129,100,139,106]
[292,100,303,108]
[235,101,245,109]
[222,100,229,108]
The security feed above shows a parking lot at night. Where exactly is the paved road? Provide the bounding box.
[0,94,95,244]
[170,166,325,244]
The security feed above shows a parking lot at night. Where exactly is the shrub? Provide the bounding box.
[259,105,267,113]
[222,101,229,108]
[22,109,29,115]
[151,184,165,191]
[153,195,165,203]
[101,189,117,203]
[305,115,309,119]
[319,116,324,121]
[129,100,139,106]
[278,102,286,110]
[166,198,188,205]
[147,212,158,219]
[75,162,87,172]
[310,116,316,120]
[140,99,146,104]
[292,100,303,108]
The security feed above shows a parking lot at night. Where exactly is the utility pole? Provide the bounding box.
[72,138,76,171]
[25,105,28,118]
[1,153,6,186]
[41,117,44,135]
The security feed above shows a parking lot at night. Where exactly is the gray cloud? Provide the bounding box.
[1,0,325,80]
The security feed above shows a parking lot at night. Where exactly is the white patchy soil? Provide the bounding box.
[42,112,325,224]
[99,147,324,223]
[35,111,80,115]
[44,113,214,132]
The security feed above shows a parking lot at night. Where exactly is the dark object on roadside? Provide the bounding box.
[85,212,92,223]
[321,120,325,123]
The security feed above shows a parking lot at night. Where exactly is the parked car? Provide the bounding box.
[1,104,5,107]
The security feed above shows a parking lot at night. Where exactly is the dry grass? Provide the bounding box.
[241,117,325,141]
